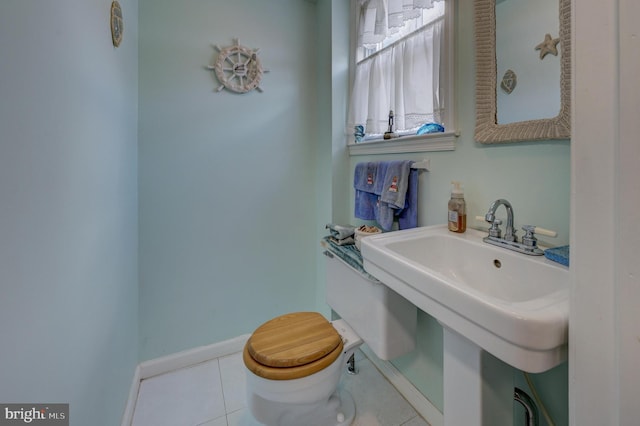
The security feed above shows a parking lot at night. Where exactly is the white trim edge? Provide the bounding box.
[348,131,457,156]
[120,365,141,426]
[120,334,251,426]
[361,345,444,426]
[139,334,251,380]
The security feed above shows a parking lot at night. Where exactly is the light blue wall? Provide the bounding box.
[0,1,139,425]
[138,0,321,360]
[340,1,570,424]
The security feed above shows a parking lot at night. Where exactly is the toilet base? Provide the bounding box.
[335,389,356,426]
[248,388,355,426]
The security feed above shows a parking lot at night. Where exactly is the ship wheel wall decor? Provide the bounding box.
[207,39,268,93]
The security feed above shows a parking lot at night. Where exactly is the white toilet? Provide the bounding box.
[242,250,417,426]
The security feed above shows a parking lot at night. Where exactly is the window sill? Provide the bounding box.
[347,131,457,156]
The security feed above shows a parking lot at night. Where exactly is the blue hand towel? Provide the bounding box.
[355,190,377,220]
[375,202,396,231]
[374,161,414,231]
[354,162,378,220]
[380,160,412,209]
[354,160,418,230]
[354,162,378,192]
[398,169,418,230]
[373,161,389,194]
[369,161,391,225]
[376,172,417,231]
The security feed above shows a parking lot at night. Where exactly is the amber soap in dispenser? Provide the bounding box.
[448,181,466,233]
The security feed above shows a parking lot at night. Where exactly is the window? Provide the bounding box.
[347,0,456,155]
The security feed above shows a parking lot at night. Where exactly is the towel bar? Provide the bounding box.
[410,159,430,171]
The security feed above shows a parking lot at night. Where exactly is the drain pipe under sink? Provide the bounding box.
[514,387,539,426]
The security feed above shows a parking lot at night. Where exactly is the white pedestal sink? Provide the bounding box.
[442,327,513,426]
[360,224,569,425]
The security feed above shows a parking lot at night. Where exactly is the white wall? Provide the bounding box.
[0,1,139,425]
[571,0,640,424]
[138,0,321,361]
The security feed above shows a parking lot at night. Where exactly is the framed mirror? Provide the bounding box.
[474,0,570,143]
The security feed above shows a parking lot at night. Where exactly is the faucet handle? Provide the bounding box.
[521,225,557,248]
[488,219,502,238]
[521,225,557,238]
[475,215,502,238]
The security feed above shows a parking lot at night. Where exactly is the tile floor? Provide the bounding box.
[131,349,429,426]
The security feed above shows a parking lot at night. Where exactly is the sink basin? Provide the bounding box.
[361,224,569,372]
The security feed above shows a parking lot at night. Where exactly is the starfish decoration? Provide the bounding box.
[535,33,560,60]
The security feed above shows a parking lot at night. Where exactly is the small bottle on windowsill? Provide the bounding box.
[448,181,466,233]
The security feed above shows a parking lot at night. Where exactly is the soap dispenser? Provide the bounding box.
[448,181,466,233]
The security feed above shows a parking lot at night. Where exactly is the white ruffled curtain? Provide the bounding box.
[349,0,444,135]
[358,0,442,47]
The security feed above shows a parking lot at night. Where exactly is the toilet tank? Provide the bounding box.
[324,251,416,360]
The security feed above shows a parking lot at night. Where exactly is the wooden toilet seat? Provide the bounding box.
[243,312,344,380]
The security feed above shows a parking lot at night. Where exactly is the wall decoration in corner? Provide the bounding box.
[534,33,560,59]
[207,38,269,94]
[110,1,123,47]
[500,69,517,94]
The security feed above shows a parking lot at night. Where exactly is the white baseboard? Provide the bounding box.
[360,345,444,426]
[120,365,141,426]
[120,334,251,426]
[138,334,251,380]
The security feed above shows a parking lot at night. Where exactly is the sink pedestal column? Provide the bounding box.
[442,327,514,426]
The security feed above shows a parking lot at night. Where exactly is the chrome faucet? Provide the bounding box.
[484,199,516,242]
[481,199,557,256]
